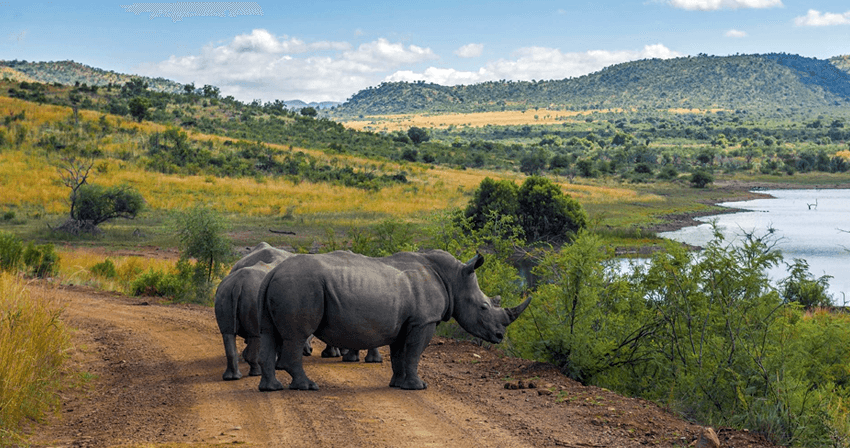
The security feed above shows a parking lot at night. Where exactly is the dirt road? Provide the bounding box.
[29,283,776,447]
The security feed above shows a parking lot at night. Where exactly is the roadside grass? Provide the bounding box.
[0,271,70,446]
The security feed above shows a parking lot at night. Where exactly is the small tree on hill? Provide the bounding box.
[128,96,151,122]
[407,126,430,145]
[53,155,146,234]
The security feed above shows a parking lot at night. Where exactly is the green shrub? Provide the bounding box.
[22,242,58,278]
[0,231,23,272]
[90,258,118,279]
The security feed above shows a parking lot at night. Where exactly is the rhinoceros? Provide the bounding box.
[257,249,531,391]
[214,262,278,380]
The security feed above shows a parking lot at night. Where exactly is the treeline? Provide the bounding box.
[331,54,850,116]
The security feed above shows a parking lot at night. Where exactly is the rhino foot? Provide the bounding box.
[321,346,341,358]
[289,379,319,391]
[390,377,427,390]
[222,369,243,381]
[258,377,285,391]
[341,350,360,362]
[247,365,262,376]
[365,351,383,363]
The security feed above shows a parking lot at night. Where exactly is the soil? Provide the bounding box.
[27,282,778,448]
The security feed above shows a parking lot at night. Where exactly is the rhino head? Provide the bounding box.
[451,253,532,344]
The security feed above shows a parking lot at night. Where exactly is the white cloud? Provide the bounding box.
[794,9,850,26]
[667,0,782,11]
[725,29,748,37]
[136,30,435,102]
[455,43,484,58]
[387,44,682,86]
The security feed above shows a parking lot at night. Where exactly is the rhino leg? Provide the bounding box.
[341,349,360,362]
[277,338,318,390]
[258,331,284,391]
[389,325,435,390]
[321,345,342,358]
[302,335,314,356]
[364,347,383,363]
[221,333,242,381]
[243,337,261,376]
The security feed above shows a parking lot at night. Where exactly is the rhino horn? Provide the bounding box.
[463,253,485,275]
[506,296,532,324]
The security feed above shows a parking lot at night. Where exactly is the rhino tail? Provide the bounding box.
[229,279,244,336]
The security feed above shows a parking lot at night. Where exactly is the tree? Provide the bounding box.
[128,97,151,122]
[175,206,232,284]
[517,176,587,243]
[689,169,714,188]
[407,126,430,144]
[520,148,548,175]
[464,177,519,231]
[300,106,318,117]
[70,184,145,227]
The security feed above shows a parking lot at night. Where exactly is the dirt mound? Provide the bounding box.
[28,283,776,447]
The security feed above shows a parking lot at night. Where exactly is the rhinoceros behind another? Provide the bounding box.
[257,249,531,391]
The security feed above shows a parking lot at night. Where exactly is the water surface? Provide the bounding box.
[659,189,850,304]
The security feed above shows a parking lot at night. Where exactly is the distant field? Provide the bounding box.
[340,108,724,132]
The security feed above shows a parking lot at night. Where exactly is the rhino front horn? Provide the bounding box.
[506,296,532,323]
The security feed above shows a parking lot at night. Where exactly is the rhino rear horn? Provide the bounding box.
[506,296,532,324]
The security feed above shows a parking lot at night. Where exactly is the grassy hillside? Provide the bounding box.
[330,53,850,117]
[0,60,183,93]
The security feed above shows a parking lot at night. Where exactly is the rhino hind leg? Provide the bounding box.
[243,337,261,376]
[277,338,319,390]
[221,333,242,381]
[364,347,383,363]
[341,349,360,362]
[258,331,284,391]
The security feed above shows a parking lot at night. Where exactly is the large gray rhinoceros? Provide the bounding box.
[257,249,531,391]
[214,262,278,380]
[215,244,295,381]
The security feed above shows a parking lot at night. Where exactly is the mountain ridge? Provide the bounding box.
[330,53,850,117]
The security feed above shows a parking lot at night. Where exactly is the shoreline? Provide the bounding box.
[649,180,850,234]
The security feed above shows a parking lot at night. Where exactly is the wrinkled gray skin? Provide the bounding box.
[214,244,296,381]
[257,249,531,391]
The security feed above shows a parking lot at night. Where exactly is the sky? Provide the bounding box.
[1,1,849,103]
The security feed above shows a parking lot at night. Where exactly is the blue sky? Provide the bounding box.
[1,1,849,102]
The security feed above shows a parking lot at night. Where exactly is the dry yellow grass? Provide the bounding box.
[0,272,70,446]
[56,246,176,294]
[340,108,724,132]
[0,95,651,223]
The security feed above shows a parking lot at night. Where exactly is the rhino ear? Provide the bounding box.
[463,253,485,275]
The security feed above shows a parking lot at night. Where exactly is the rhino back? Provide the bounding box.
[230,246,293,273]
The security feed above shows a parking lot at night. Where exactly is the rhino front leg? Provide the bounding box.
[364,347,383,363]
[258,331,284,391]
[321,345,342,358]
[221,333,242,381]
[242,337,261,376]
[341,349,360,362]
[389,325,435,390]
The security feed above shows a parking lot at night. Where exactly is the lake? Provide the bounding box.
[658,189,850,304]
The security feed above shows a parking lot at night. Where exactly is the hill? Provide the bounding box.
[330,53,850,117]
[0,59,183,93]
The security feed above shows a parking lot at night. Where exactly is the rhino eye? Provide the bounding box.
[480,303,490,310]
